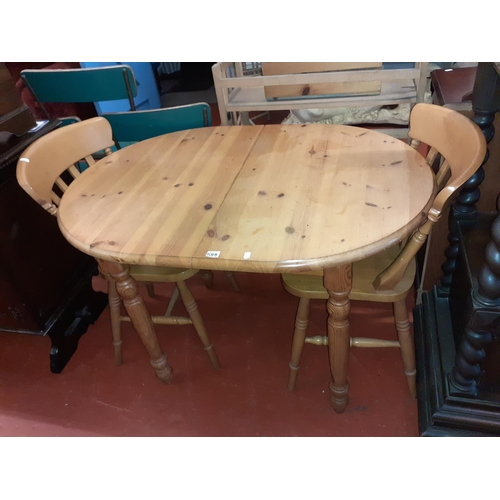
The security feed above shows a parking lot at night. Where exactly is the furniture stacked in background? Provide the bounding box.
[8,62,97,121]
[212,62,428,137]
[78,62,161,113]
[0,62,106,373]
[19,64,140,123]
[415,62,500,435]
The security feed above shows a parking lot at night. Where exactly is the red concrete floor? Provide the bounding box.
[0,271,418,437]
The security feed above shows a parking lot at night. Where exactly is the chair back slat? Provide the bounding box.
[16,117,115,215]
[20,65,138,104]
[68,165,81,179]
[373,103,486,291]
[425,146,439,167]
[84,155,96,166]
[435,160,451,190]
[102,103,212,145]
[55,177,69,193]
[51,193,62,208]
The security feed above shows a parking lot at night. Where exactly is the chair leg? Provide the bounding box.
[176,280,221,370]
[224,271,241,292]
[164,285,180,317]
[108,281,123,366]
[393,298,416,398]
[199,270,214,289]
[288,297,311,391]
[146,283,155,298]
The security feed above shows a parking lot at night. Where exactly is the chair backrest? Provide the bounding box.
[373,102,487,290]
[101,103,212,145]
[20,65,138,119]
[16,117,115,215]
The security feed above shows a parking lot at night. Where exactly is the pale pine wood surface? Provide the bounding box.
[58,123,435,274]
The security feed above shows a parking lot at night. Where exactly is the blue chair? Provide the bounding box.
[20,65,138,120]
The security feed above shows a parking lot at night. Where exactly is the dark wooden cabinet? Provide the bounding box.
[415,63,500,436]
[0,121,107,372]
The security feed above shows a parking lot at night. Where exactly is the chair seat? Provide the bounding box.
[101,265,199,283]
[281,245,416,303]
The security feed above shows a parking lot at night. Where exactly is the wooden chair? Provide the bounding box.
[16,117,220,370]
[20,65,138,120]
[281,103,487,398]
[101,105,241,296]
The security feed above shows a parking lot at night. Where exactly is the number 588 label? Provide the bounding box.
[205,251,221,258]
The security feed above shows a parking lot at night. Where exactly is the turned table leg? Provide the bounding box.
[324,264,352,413]
[98,260,173,384]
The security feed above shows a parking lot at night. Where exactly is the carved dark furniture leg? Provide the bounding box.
[449,216,500,395]
[324,264,352,413]
[439,62,497,295]
[98,260,173,384]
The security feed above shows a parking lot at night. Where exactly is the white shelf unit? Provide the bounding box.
[212,62,428,131]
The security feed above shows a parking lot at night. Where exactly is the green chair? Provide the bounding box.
[101,103,211,148]
[20,65,138,120]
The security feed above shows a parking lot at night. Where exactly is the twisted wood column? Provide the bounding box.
[439,62,497,294]
[98,260,173,384]
[448,63,500,395]
[449,216,500,394]
[324,264,352,413]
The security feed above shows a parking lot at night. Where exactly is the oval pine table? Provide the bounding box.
[57,123,435,413]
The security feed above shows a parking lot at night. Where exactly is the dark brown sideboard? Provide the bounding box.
[0,120,107,373]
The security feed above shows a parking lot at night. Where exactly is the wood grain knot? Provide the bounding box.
[258,191,266,196]
[278,193,284,197]
[302,86,310,96]
[365,202,378,208]
[285,227,295,234]
[174,184,181,187]
[206,229,215,237]
[204,204,213,210]
[221,234,230,241]
[188,183,194,186]
[390,161,403,165]
[118,191,123,195]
